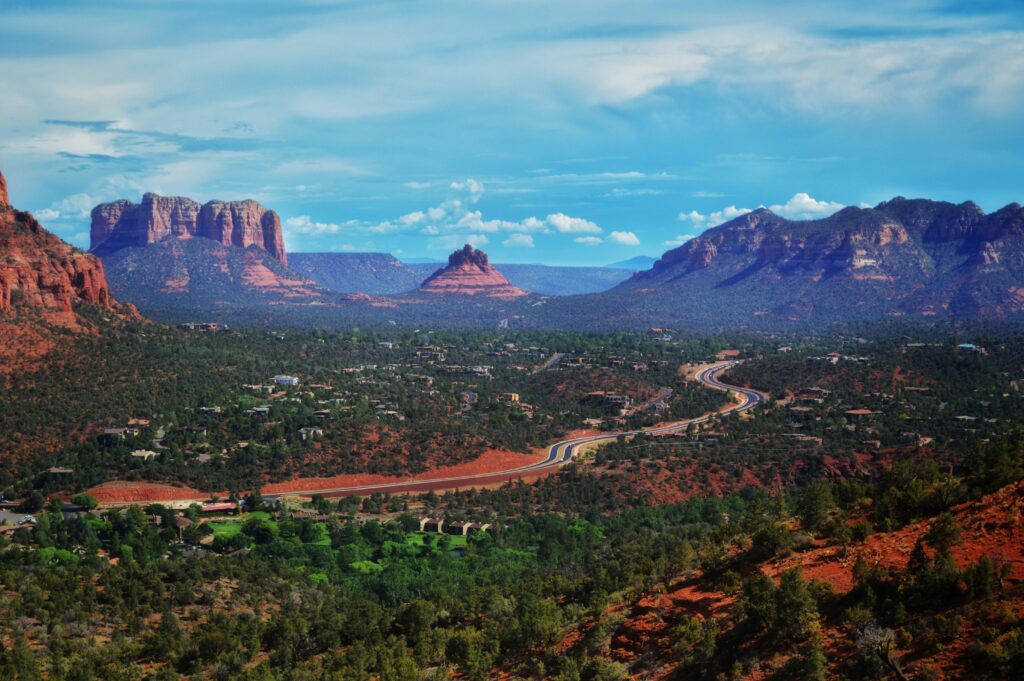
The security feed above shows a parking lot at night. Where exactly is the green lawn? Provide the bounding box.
[404,532,468,549]
[208,511,273,539]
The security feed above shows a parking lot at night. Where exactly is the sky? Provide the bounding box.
[1,1,1023,266]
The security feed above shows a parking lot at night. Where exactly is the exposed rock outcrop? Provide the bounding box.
[91,193,287,264]
[100,236,329,309]
[619,196,1024,322]
[1,172,115,326]
[420,245,527,298]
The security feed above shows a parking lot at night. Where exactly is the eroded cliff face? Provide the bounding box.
[420,245,527,298]
[91,193,287,264]
[0,170,118,331]
[627,197,1024,320]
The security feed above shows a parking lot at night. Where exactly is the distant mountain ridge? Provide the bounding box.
[91,193,287,264]
[585,196,1024,326]
[289,252,424,295]
[606,255,657,270]
[292,252,631,295]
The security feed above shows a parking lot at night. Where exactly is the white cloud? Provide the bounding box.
[503,233,535,248]
[663,234,698,247]
[546,213,602,234]
[575,236,602,246]
[678,193,845,228]
[768,193,844,220]
[450,178,484,201]
[35,193,100,222]
[35,208,63,221]
[404,181,431,190]
[609,231,640,246]
[285,215,341,235]
[429,233,489,251]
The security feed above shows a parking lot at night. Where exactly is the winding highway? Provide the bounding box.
[270,360,767,500]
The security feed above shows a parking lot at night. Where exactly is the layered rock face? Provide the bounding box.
[622,197,1024,321]
[91,193,287,264]
[0,170,116,328]
[420,244,527,298]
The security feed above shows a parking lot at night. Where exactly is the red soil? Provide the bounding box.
[261,448,546,494]
[768,479,1024,592]
[88,480,207,503]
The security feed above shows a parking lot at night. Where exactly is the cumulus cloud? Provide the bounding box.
[769,192,845,220]
[678,205,754,227]
[285,215,342,235]
[450,178,484,202]
[503,233,535,248]
[34,193,100,222]
[574,236,603,246]
[663,234,699,247]
[546,213,602,234]
[609,230,640,246]
[678,193,845,228]
[429,233,489,251]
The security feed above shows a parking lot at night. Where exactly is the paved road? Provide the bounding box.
[269,360,767,501]
[532,352,564,374]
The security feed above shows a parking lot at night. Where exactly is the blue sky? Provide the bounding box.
[1,1,1023,265]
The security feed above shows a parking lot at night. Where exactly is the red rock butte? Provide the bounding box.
[0,168,122,330]
[90,193,287,265]
[419,244,527,298]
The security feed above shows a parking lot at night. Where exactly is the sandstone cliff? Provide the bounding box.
[0,170,114,326]
[91,193,287,264]
[611,196,1024,323]
[420,245,527,298]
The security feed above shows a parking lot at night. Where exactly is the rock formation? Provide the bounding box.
[91,193,287,264]
[615,196,1024,322]
[420,245,527,298]
[1,168,126,337]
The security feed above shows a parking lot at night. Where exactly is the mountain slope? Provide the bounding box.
[533,197,1024,330]
[291,252,630,296]
[419,244,528,298]
[101,237,329,310]
[606,255,657,270]
[91,193,287,264]
[289,252,424,294]
[0,169,136,370]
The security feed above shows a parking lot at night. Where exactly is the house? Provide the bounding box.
[131,449,159,461]
[173,515,193,539]
[499,392,520,403]
[845,409,882,418]
[716,349,742,360]
[100,426,141,443]
[377,341,394,349]
[246,406,271,417]
[298,427,324,441]
[201,502,239,515]
[272,375,300,386]
[199,406,223,416]
[312,409,331,419]
[420,517,444,533]
[446,521,493,536]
